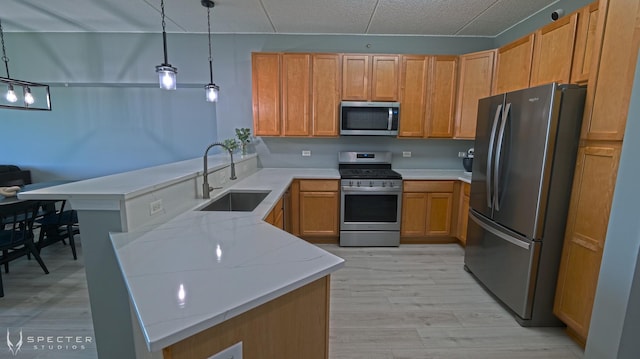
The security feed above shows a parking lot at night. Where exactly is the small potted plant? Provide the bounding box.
[222,138,239,153]
[235,128,251,156]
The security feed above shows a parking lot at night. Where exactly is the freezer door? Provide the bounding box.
[492,84,559,239]
[465,210,541,320]
[469,94,505,219]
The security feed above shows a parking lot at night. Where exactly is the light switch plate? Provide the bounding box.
[302,150,311,157]
[208,342,242,359]
[402,151,411,158]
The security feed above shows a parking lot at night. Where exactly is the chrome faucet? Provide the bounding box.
[202,142,237,199]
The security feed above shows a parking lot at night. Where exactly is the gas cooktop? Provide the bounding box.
[339,168,402,179]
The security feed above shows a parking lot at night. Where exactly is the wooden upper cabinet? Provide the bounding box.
[530,12,579,87]
[398,55,429,137]
[493,34,535,94]
[582,0,640,141]
[342,54,399,101]
[282,53,311,136]
[571,2,601,84]
[252,53,281,136]
[342,55,370,100]
[454,49,496,139]
[371,55,400,101]
[312,54,341,136]
[427,56,457,138]
[554,142,622,343]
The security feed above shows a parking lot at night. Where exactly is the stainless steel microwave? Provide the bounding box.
[340,101,400,136]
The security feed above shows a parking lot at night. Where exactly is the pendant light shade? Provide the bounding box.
[202,0,219,103]
[156,0,177,90]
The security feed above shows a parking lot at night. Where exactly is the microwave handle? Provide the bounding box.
[388,108,393,130]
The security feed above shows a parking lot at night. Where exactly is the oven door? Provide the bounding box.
[340,186,402,231]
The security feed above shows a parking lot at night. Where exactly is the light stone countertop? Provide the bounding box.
[396,169,472,184]
[109,168,343,352]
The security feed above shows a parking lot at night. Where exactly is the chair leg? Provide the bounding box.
[25,242,49,275]
[67,224,78,260]
[3,250,8,274]
[0,270,4,298]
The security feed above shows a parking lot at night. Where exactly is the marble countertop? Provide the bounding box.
[110,168,343,352]
[396,169,472,183]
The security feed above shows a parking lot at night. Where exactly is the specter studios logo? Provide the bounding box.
[6,328,23,356]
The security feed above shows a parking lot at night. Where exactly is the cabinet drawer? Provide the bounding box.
[403,180,454,193]
[299,179,339,192]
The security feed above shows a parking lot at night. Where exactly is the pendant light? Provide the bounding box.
[202,0,219,102]
[155,0,177,90]
[0,18,51,111]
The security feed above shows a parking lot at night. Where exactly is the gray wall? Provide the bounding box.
[1,32,492,180]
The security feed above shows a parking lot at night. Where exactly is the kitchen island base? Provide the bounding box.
[162,276,330,359]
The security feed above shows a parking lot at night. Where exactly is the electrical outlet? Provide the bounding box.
[402,151,411,158]
[302,150,311,157]
[207,342,242,359]
[149,199,163,215]
[458,151,467,158]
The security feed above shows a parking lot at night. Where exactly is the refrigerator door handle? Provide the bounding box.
[469,211,531,250]
[486,104,503,209]
[494,102,511,211]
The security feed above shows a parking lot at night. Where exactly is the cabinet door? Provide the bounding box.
[493,34,535,94]
[530,12,579,87]
[342,55,370,100]
[425,193,453,236]
[427,56,457,138]
[400,192,427,237]
[282,53,311,136]
[454,50,495,139]
[457,183,470,245]
[571,2,601,84]
[252,53,281,136]
[582,0,640,141]
[312,54,341,137]
[299,191,339,236]
[398,55,428,137]
[371,55,400,101]
[554,142,622,343]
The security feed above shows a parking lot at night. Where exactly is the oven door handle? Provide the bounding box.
[341,186,402,194]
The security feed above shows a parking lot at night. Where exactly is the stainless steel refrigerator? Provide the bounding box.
[464,83,586,326]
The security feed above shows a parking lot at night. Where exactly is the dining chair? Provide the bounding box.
[0,200,49,297]
[35,200,79,260]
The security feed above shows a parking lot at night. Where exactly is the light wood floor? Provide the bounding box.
[0,241,583,359]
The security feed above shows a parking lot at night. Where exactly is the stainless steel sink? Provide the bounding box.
[199,190,270,211]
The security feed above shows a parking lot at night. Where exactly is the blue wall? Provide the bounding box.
[0,32,491,180]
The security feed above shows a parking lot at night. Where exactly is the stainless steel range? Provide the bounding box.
[339,151,402,247]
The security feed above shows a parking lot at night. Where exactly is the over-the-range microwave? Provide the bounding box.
[340,101,400,136]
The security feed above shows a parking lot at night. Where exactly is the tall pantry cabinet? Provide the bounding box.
[553,0,640,346]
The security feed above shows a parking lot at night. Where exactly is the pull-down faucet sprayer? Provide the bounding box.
[202,142,237,199]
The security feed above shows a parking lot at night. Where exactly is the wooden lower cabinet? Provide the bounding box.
[291,179,339,243]
[401,181,456,244]
[456,182,470,246]
[163,276,330,359]
[265,196,285,230]
[553,142,622,345]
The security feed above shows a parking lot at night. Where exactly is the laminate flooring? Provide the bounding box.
[0,241,583,359]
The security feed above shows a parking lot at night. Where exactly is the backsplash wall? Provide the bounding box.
[255,137,474,170]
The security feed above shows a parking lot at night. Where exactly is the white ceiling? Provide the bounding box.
[1,0,560,37]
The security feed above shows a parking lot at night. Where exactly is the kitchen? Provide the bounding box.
[1,0,640,358]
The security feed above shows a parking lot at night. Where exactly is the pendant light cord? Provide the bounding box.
[207,7,214,83]
[160,0,169,65]
[0,18,11,78]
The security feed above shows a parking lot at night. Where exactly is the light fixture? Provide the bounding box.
[155,0,177,90]
[202,0,219,102]
[0,18,51,111]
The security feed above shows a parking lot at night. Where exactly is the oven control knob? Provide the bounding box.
[357,181,361,187]
[382,182,386,187]
[369,181,374,187]
[349,181,353,187]
[389,182,394,187]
